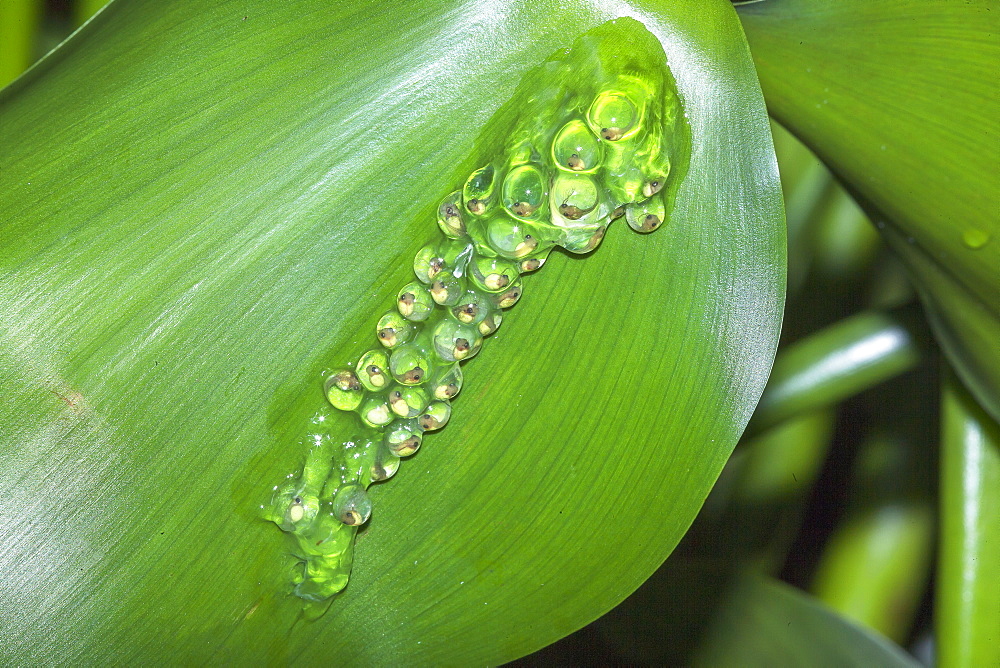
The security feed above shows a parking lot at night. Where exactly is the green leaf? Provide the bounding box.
[690,410,836,573]
[589,565,920,666]
[692,575,921,667]
[738,0,1000,422]
[0,0,783,662]
[939,371,1000,667]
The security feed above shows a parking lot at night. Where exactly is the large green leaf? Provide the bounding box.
[586,566,919,666]
[739,0,1000,422]
[692,575,920,667]
[0,0,783,662]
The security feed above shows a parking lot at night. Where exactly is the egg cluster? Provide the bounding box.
[263,37,682,610]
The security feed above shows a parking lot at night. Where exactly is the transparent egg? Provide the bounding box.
[642,171,669,199]
[388,343,430,385]
[356,350,390,391]
[589,91,639,141]
[478,309,503,337]
[625,196,666,233]
[492,281,523,309]
[450,289,490,326]
[469,255,519,293]
[552,119,601,172]
[370,445,401,482]
[429,363,463,401]
[419,401,452,431]
[550,174,599,222]
[397,282,434,322]
[437,190,466,238]
[561,224,606,254]
[463,164,496,216]
[266,480,320,531]
[502,164,547,218]
[285,490,320,529]
[519,255,546,273]
[385,420,422,457]
[413,238,474,283]
[486,216,541,259]
[429,270,465,306]
[358,394,394,428]
[432,319,483,362]
[388,385,430,418]
[324,369,363,411]
[332,483,372,526]
[376,311,415,349]
[413,243,446,284]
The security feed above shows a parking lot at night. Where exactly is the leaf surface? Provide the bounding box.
[0,0,783,662]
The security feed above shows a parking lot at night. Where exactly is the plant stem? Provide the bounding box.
[810,429,934,643]
[747,303,928,436]
[0,0,41,88]
[937,370,1000,667]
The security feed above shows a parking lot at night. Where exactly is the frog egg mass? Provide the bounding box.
[262,19,687,616]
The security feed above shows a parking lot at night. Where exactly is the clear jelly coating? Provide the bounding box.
[371,446,400,481]
[432,319,483,362]
[385,420,422,456]
[324,369,363,411]
[376,311,414,349]
[397,282,434,322]
[486,216,541,259]
[356,350,390,391]
[469,256,519,293]
[429,270,465,307]
[419,401,452,431]
[429,363,463,400]
[478,310,503,337]
[451,290,491,326]
[437,191,466,239]
[358,394,393,428]
[625,195,666,234]
[502,164,547,217]
[551,173,601,224]
[332,484,372,526]
[463,164,496,215]
[388,342,430,385]
[388,385,430,418]
[589,90,639,141]
[552,119,601,173]
[263,18,687,616]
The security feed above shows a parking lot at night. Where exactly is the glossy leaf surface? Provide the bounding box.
[0,0,783,662]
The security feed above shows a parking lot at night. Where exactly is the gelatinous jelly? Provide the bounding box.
[263,17,689,618]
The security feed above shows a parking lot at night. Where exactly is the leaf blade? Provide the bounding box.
[0,0,784,662]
